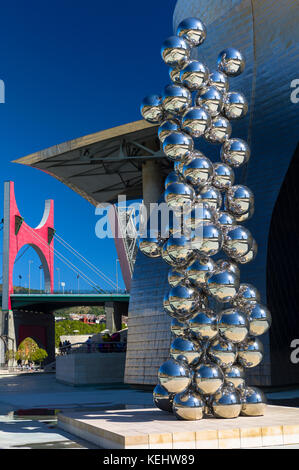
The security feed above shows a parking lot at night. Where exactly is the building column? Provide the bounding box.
[142,160,164,218]
[105,302,122,333]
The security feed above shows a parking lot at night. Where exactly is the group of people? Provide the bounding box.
[59,340,71,355]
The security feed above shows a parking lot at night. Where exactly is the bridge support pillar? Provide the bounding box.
[105,302,122,333]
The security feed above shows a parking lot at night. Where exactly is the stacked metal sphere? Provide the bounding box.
[140,17,270,420]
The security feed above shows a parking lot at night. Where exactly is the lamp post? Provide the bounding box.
[116,259,119,293]
[39,265,43,293]
[61,281,65,295]
[28,260,33,294]
[77,273,80,293]
[56,267,60,292]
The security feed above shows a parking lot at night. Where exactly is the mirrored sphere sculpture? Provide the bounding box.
[158,359,191,393]
[170,337,202,366]
[212,163,235,190]
[194,361,224,396]
[211,383,242,418]
[195,86,224,117]
[204,115,232,144]
[180,61,209,91]
[140,95,164,123]
[162,84,192,115]
[221,138,250,167]
[158,119,181,143]
[209,71,229,93]
[217,48,245,76]
[208,338,237,368]
[176,17,207,47]
[224,364,245,388]
[161,36,190,68]
[183,154,213,188]
[240,386,267,416]
[207,269,240,303]
[163,132,194,162]
[224,91,248,119]
[181,107,211,138]
[153,384,174,412]
[173,389,205,420]
[218,308,249,343]
[237,337,264,368]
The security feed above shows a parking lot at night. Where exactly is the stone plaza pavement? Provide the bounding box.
[0,372,298,449]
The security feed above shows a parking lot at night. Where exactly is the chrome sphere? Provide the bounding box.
[227,185,254,215]
[237,337,264,368]
[192,223,223,257]
[195,86,224,117]
[209,71,229,93]
[187,309,218,341]
[234,206,255,223]
[211,383,242,418]
[167,285,199,318]
[158,359,191,394]
[176,17,207,47]
[183,154,213,188]
[174,154,193,176]
[208,338,237,368]
[223,225,253,258]
[165,170,182,189]
[218,308,249,343]
[186,257,216,287]
[235,238,258,264]
[184,204,214,231]
[168,268,186,288]
[163,132,194,162]
[153,384,174,413]
[171,318,187,337]
[194,361,224,396]
[169,67,182,84]
[204,115,232,144]
[224,91,248,119]
[162,84,192,116]
[216,211,237,230]
[233,283,261,309]
[216,259,240,278]
[140,95,164,123]
[180,61,209,91]
[173,389,205,420]
[181,107,211,138]
[166,236,194,265]
[161,36,190,68]
[199,186,222,210]
[170,337,202,366]
[221,138,250,167]
[161,241,179,267]
[164,182,195,211]
[240,386,267,416]
[212,163,235,190]
[224,365,245,388]
[248,303,272,337]
[217,48,245,76]
[207,269,240,303]
[158,119,181,144]
[139,236,161,258]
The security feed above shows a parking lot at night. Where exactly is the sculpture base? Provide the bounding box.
[57,405,299,449]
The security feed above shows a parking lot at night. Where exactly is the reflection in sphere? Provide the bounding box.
[218,308,249,343]
[167,285,199,318]
[209,71,229,93]
[169,67,182,84]
[237,337,264,368]
[217,48,245,76]
[234,206,255,223]
[173,389,205,420]
[223,225,253,258]
[192,223,223,257]
[216,211,237,231]
[165,170,182,189]
[170,337,202,366]
[153,384,174,413]
[211,384,242,418]
[166,236,194,265]
[161,36,190,68]
[212,163,235,190]
[180,61,209,91]
[176,17,207,47]
[240,386,267,416]
[187,309,218,341]
[140,95,164,123]
[164,182,195,212]
[181,107,211,138]
[208,338,237,368]
[233,283,261,309]
[158,359,191,394]
[158,119,181,144]
[224,364,245,389]
[221,138,250,167]
[195,86,224,117]
[171,318,187,337]
[227,185,254,215]
[199,186,222,210]
[139,236,161,258]
[248,303,272,337]
[168,268,186,287]
[224,91,248,119]
[235,238,258,264]
[183,154,213,188]
[162,84,192,116]
[163,132,194,162]
[184,204,214,231]
[216,259,240,278]
[204,115,232,144]
[186,257,215,287]
[194,361,224,396]
[207,269,240,303]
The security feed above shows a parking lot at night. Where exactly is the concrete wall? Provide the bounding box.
[56,352,126,386]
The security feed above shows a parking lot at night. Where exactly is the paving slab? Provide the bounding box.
[58,405,299,449]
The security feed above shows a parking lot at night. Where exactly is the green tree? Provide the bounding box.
[55,319,106,347]
[32,348,48,366]
[16,337,39,363]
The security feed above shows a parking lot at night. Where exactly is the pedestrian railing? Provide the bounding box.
[59,341,126,355]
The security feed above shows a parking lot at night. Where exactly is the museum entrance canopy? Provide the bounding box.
[13,120,171,205]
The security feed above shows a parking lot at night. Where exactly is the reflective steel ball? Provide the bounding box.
[184,204,214,231]
[163,132,194,162]
[169,67,182,84]
[158,359,191,394]
[194,361,224,396]
[164,182,195,212]
[170,337,202,366]
[183,154,214,188]
[207,269,240,303]
[187,309,218,341]
[168,268,186,287]
[235,238,258,264]
[223,225,253,258]
[209,71,229,93]
[234,206,255,223]
[180,61,209,91]
[153,384,174,413]
[240,386,267,416]
[158,119,181,144]
[216,211,237,230]
[221,138,250,167]
[204,115,232,144]
[195,86,224,117]
[224,91,248,119]
[208,338,237,368]
[167,285,199,318]
[233,283,261,309]
[218,308,249,343]
[140,95,164,123]
[139,236,161,258]
[227,185,254,215]
[224,364,245,388]
[211,383,242,418]
[162,84,192,116]
[176,17,207,47]
[181,107,211,138]
[161,36,190,68]
[199,186,222,210]
[216,259,240,278]
[173,389,205,420]
[217,48,245,76]
[248,303,272,337]
[186,257,216,287]
[192,223,223,257]
[166,235,194,265]
[165,170,182,190]
[237,337,264,368]
[171,318,187,337]
[212,163,235,190]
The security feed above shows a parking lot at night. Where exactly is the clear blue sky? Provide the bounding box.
[0,0,178,292]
